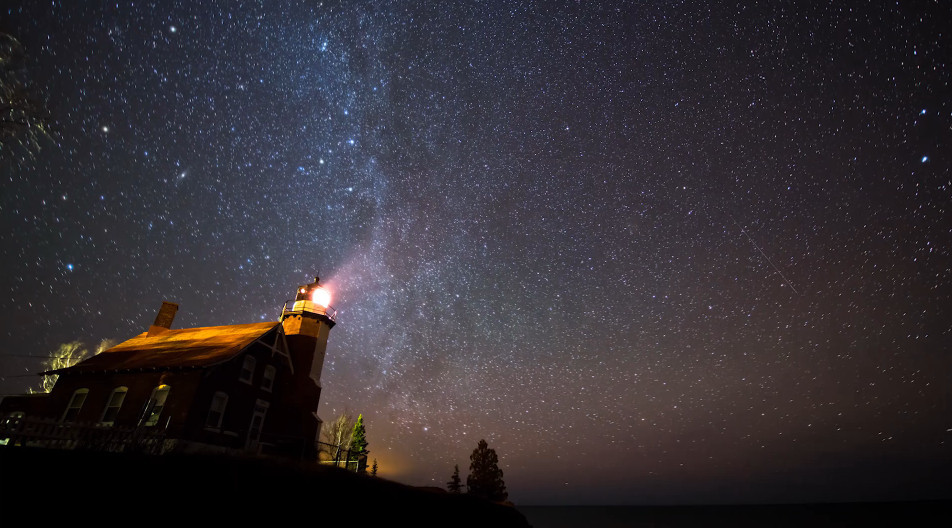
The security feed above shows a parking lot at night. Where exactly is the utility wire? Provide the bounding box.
[726,212,800,295]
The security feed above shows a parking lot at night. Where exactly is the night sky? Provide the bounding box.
[2,1,951,505]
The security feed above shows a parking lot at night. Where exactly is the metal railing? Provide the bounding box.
[281,300,338,322]
[315,440,367,471]
[0,415,168,455]
[0,416,367,470]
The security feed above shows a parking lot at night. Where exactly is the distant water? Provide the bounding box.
[517,502,951,528]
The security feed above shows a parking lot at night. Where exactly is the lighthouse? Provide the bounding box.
[280,276,337,384]
[278,276,337,452]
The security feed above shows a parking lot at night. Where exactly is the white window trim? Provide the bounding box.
[261,365,276,392]
[61,388,89,423]
[143,384,171,427]
[205,391,229,430]
[99,386,128,426]
[246,399,270,449]
[239,355,256,384]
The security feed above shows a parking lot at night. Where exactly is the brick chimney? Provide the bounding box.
[147,301,179,337]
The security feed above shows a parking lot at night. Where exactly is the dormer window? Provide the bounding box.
[239,356,256,384]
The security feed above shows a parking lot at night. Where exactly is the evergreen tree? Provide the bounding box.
[371,459,378,477]
[350,414,369,473]
[447,464,462,493]
[466,439,508,502]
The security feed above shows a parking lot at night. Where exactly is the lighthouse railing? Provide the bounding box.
[281,300,337,322]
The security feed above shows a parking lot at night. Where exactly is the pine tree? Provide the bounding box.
[447,464,462,493]
[371,459,378,477]
[350,414,369,473]
[466,439,508,502]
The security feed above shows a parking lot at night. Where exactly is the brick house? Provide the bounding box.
[0,277,336,459]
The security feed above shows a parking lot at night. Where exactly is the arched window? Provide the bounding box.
[261,365,276,392]
[239,356,256,384]
[143,385,171,427]
[100,387,128,426]
[62,388,89,423]
[205,391,228,429]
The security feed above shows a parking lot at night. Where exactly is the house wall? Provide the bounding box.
[38,370,203,434]
[184,339,309,454]
[0,393,52,416]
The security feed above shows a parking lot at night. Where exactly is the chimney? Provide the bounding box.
[147,301,179,337]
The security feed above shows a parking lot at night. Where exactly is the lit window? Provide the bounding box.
[262,365,276,392]
[143,385,171,427]
[62,388,89,423]
[100,387,128,426]
[206,392,228,429]
[239,356,256,384]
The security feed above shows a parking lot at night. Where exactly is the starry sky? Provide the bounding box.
[1,1,951,505]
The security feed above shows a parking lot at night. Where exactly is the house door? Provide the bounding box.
[246,399,269,451]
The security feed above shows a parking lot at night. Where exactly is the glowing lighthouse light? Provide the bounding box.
[311,286,331,308]
[285,276,337,323]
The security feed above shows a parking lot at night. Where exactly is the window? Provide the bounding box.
[239,356,256,384]
[0,412,24,445]
[99,387,128,426]
[261,365,276,392]
[3,411,25,426]
[205,392,228,429]
[143,385,171,427]
[246,399,269,450]
[62,388,89,423]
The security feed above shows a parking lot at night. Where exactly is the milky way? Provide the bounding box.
[1,1,950,504]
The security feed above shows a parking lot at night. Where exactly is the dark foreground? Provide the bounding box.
[0,447,530,527]
[518,502,952,528]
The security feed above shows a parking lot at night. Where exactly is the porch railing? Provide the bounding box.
[0,415,168,455]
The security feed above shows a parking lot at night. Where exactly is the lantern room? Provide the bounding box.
[281,276,337,332]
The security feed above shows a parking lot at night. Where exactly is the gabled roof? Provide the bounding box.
[51,321,281,375]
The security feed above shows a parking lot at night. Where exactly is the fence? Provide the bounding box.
[315,440,366,471]
[0,416,364,470]
[0,415,168,455]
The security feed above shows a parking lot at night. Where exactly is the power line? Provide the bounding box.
[726,212,800,295]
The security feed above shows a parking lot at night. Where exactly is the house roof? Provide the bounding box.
[50,321,281,375]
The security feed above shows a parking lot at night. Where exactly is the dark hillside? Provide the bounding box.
[0,447,531,527]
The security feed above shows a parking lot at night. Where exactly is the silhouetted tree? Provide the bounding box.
[320,412,354,463]
[350,414,368,473]
[30,341,88,393]
[371,458,378,477]
[0,33,52,166]
[447,464,462,493]
[467,439,507,502]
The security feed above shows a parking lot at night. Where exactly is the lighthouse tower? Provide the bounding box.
[281,276,337,382]
[279,276,337,453]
